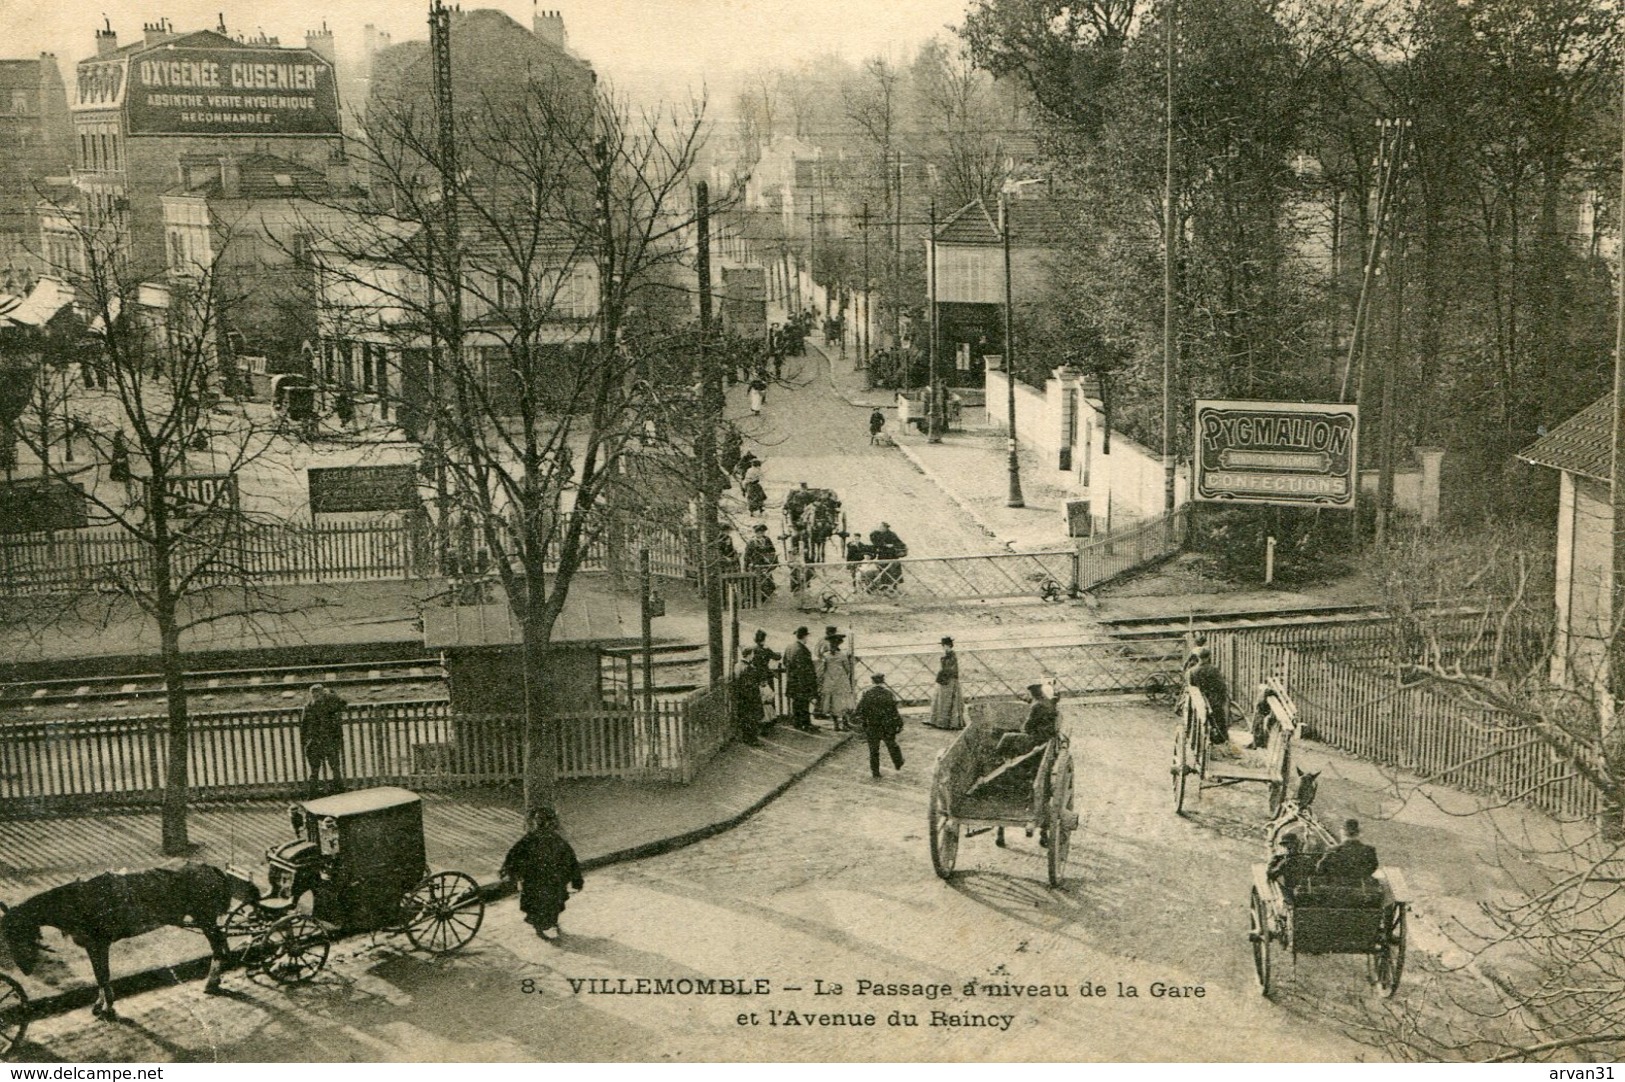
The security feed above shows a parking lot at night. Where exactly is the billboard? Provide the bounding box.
[123,46,339,136]
[308,465,420,514]
[1193,400,1358,509]
[74,59,128,110]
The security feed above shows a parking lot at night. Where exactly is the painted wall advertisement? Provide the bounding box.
[122,46,339,135]
[1193,399,1358,509]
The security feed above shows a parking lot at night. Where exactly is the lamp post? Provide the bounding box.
[1002,195,1024,507]
[927,198,941,444]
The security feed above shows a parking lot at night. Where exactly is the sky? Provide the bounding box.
[0,0,975,104]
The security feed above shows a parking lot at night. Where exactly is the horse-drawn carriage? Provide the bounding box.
[929,699,1077,887]
[1172,677,1298,816]
[1248,862,1408,997]
[224,786,486,983]
[783,486,842,564]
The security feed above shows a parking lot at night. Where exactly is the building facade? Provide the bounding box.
[0,55,72,274]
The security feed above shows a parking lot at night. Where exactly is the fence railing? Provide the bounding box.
[0,512,698,596]
[1076,505,1187,592]
[0,683,745,817]
[725,548,1080,612]
[852,639,1177,706]
[1208,616,1602,823]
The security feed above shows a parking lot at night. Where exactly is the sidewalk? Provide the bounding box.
[0,722,855,1016]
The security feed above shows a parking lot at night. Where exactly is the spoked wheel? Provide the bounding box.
[1146,670,1181,707]
[1368,903,1407,996]
[1171,723,1191,815]
[253,914,329,984]
[1248,888,1273,997]
[222,899,271,961]
[928,778,959,880]
[1047,754,1075,888]
[0,973,29,1057]
[402,871,486,955]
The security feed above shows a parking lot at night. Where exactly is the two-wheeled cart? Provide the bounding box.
[928,700,1077,887]
[1247,865,1409,998]
[1172,677,1299,817]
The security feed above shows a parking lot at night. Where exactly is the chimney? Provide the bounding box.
[305,23,335,64]
[218,155,240,199]
[142,19,173,47]
[533,7,566,49]
[95,18,118,57]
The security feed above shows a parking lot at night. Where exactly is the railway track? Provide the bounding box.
[1097,603,1401,641]
[1,656,450,714]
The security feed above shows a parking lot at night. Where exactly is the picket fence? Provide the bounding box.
[1211,616,1603,823]
[0,681,746,817]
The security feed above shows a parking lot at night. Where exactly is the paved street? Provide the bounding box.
[14,699,1514,1063]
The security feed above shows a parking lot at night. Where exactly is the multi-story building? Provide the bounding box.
[0,55,72,275]
[63,18,345,275]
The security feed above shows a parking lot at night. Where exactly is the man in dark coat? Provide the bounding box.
[783,626,820,732]
[1266,833,1319,900]
[501,809,584,940]
[743,524,778,598]
[1188,648,1231,746]
[996,683,1059,759]
[855,673,905,778]
[299,683,347,796]
[869,408,886,445]
[1316,819,1379,879]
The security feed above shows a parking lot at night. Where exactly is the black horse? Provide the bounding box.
[0,863,259,1020]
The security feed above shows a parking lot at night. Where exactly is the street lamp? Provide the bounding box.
[927,199,941,444]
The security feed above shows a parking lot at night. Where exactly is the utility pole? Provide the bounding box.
[640,549,655,719]
[1003,195,1024,507]
[860,201,870,370]
[1374,118,1411,546]
[1161,0,1178,514]
[807,198,816,316]
[428,0,459,574]
[927,199,941,443]
[893,151,903,364]
[696,181,724,686]
[1605,57,1625,840]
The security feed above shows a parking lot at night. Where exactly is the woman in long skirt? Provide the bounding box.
[926,635,964,730]
[819,635,858,730]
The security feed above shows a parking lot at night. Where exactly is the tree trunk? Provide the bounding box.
[157,600,191,855]
[521,564,556,816]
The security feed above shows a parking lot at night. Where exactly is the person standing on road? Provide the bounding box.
[927,635,964,730]
[869,408,886,445]
[299,683,347,797]
[819,633,857,729]
[856,673,905,779]
[783,626,820,732]
[500,808,584,941]
[748,376,767,416]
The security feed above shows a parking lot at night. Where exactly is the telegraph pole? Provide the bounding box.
[428,0,460,574]
[860,201,871,370]
[1003,195,1024,507]
[893,151,904,363]
[1374,118,1411,546]
[1606,57,1625,839]
[696,181,724,685]
[927,199,941,443]
[1161,0,1178,513]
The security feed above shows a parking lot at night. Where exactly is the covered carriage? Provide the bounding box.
[1248,863,1408,997]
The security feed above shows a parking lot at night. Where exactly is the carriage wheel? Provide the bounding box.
[1368,903,1407,996]
[253,914,329,985]
[0,973,29,1058]
[222,899,270,961]
[1171,720,1192,815]
[928,780,959,880]
[1146,670,1180,707]
[402,871,486,955]
[1047,755,1075,888]
[1248,888,1273,997]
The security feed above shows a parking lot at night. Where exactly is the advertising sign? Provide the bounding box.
[308,465,420,514]
[124,46,339,136]
[1193,399,1358,509]
[74,59,128,111]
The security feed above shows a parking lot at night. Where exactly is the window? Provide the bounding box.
[10,90,28,115]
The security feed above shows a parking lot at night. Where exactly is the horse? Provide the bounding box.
[0,863,260,1020]
[1265,767,1333,854]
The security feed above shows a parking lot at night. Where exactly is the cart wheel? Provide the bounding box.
[1171,724,1190,815]
[928,780,958,880]
[402,871,485,955]
[1248,888,1273,997]
[253,914,329,985]
[0,973,28,1057]
[1047,755,1074,888]
[222,899,269,960]
[1368,903,1407,996]
[1146,670,1181,707]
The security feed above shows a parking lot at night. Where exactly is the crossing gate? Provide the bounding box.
[726,549,1079,611]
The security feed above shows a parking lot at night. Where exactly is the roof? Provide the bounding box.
[0,276,71,329]
[1519,394,1615,481]
[934,200,1001,246]
[169,152,331,200]
[0,58,47,90]
[300,785,421,818]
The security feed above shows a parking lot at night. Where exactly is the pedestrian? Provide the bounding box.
[108,431,132,484]
[748,377,766,416]
[299,682,347,797]
[869,408,886,445]
[734,656,764,746]
[926,635,964,731]
[743,524,778,598]
[744,629,781,729]
[743,460,766,516]
[855,673,905,779]
[819,633,857,730]
[500,808,584,941]
[783,625,820,732]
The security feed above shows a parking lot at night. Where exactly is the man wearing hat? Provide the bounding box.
[927,635,964,730]
[299,682,348,797]
[783,626,821,732]
[855,673,905,778]
[1315,819,1379,880]
[743,523,778,599]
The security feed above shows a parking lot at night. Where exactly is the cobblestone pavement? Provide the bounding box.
[15,698,1539,1062]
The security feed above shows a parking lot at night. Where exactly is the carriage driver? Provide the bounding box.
[1266,833,1320,900]
[1187,648,1232,749]
[1316,819,1380,879]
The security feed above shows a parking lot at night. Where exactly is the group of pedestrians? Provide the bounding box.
[734,625,862,743]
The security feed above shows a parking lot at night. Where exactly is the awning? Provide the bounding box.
[0,277,71,329]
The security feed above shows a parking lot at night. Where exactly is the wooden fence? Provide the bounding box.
[1210,617,1602,823]
[0,513,697,596]
[0,683,746,817]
